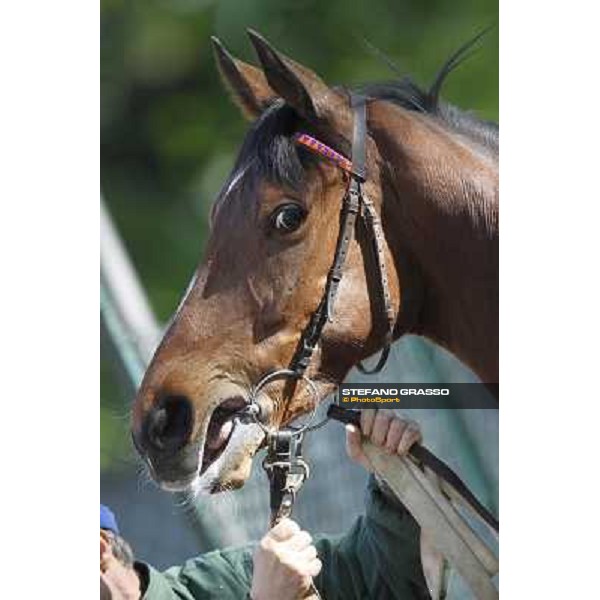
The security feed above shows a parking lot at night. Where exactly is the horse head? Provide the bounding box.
[131,31,498,495]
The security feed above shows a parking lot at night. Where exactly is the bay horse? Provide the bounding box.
[131,31,498,496]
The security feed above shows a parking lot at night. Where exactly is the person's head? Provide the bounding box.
[100,504,134,569]
[100,505,140,599]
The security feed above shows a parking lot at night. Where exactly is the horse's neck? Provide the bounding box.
[372,103,499,382]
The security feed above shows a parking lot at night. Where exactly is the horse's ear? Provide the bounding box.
[211,37,276,120]
[247,29,350,128]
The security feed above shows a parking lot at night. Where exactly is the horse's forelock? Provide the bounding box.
[210,102,319,226]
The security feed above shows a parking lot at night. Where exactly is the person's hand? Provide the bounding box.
[251,518,321,600]
[346,409,422,472]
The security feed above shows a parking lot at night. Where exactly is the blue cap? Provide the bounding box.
[100,504,119,534]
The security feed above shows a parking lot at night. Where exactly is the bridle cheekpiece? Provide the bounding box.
[243,94,396,432]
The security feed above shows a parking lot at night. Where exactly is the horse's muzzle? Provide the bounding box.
[132,394,200,487]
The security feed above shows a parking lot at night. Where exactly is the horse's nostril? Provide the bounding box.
[144,395,194,453]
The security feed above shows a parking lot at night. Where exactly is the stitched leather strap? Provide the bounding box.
[289,184,360,374]
[356,194,395,374]
[289,93,396,376]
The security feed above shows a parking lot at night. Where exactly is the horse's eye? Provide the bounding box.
[270,203,307,233]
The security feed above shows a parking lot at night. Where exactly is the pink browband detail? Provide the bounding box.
[294,133,353,175]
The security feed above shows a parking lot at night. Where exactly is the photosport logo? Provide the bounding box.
[337,384,498,409]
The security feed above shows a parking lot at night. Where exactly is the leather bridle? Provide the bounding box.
[289,93,395,377]
[233,93,498,600]
[243,93,396,433]
[240,93,398,533]
[239,94,499,537]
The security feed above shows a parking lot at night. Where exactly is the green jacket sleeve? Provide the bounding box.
[138,476,429,600]
[311,475,430,600]
[135,544,254,600]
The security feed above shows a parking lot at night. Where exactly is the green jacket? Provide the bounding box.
[136,477,430,599]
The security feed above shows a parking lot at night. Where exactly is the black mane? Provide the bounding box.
[356,27,499,154]
[358,78,499,154]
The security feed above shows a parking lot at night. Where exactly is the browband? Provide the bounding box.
[294,133,354,177]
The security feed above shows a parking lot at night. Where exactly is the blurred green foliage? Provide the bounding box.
[101,0,498,472]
